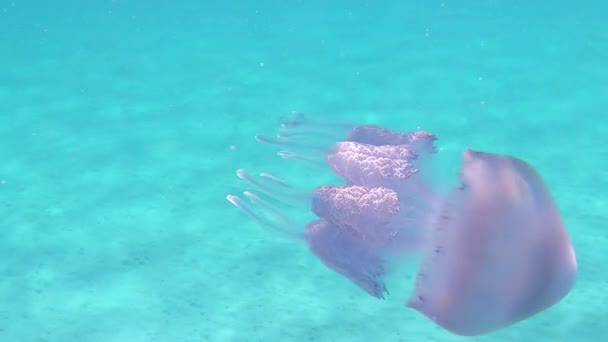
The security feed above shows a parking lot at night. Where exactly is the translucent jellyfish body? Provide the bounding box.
[227,113,577,336]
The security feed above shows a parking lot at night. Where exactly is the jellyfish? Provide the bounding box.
[226,113,577,336]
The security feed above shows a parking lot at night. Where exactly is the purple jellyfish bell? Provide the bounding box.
[226,113,577,336]
[407,149,577,336]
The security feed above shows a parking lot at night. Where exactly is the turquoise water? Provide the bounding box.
[1,1,606,341]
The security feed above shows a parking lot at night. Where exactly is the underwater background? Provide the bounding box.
[1,1,606,341]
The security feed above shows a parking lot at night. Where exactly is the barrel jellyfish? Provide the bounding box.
[226,113,577,336]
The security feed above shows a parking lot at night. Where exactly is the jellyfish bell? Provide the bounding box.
[408,149,577,336]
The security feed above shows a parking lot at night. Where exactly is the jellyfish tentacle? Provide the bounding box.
[226,193,304,240]
[255,134,336,167]
[243,191,292,225]
[255,134,330,150]
[235,169,310,207]
[258,172,295,189]
[276,151,326,165]
[256,113,362,168]
[279,112,356,132]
